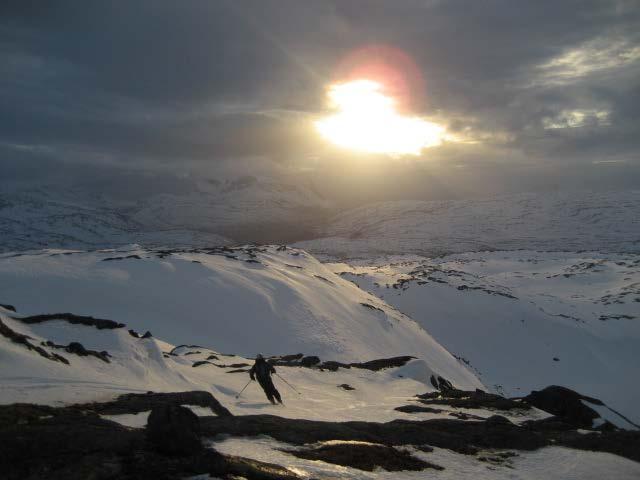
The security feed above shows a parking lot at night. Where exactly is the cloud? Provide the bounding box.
[0,0,638,190]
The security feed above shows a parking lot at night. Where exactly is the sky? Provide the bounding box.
[1,0,639,201]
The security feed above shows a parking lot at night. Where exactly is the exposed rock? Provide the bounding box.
[430,374,454,392]
[201,414,549,454]
[72,391,232,417]
[360,302,385,313]
[395,405,443,414]
[141,331,153,339]
[282,443,442,472]
[0,303,16,312]
[355,356,415,371]
[417,388,529,411]
[0,318,69,364]
[0,402,302,480]
[43,340,111,363]
[300,355,321,367]
[16,312,125,329]
[147,405,202,456]
[338,384,355,391]
[522,386,602,428]
[192,360,215,368]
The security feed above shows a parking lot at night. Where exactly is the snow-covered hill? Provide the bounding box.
[0,245,481,401]
[328,251,640,423]
[297,191,640,259]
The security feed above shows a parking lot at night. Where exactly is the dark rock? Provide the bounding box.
[192,360,215,368]
[65,341,111,363]
[147,405,202,456]
[0,318,69,364]
[395,405,443,414]
[300,355,321,367]
[0,402,302,480]
[430,375,454,392]
[73,390,232,417]
[338,384,356,391]
[319,360,350,371]
[282,443,442,472]
[486,415,513,425]
[168,344,206,355]
[141,331,153,339]
[16,313,125,329]
[417,388,529,411]
[553,357,560,361]
[522,386,603,428]
[128,329,140,338]
[353,356,415,371]
[206,354,219,360]
[360,302,385,313]
[201,414,549,454]
[0,303,16,312]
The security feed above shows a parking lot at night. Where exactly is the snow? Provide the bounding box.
[325,251,640,423]
[0,246,480,388]
[581,400,639,430]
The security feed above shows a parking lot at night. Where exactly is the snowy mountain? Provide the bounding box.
[0,174,328,252]
[297,191,640,259]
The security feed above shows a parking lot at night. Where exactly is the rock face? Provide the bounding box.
[147,405,202,456]
[523,386,602,428]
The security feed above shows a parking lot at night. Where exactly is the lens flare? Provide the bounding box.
[315,80,444,156]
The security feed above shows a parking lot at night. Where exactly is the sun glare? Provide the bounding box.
[315,80,444,155]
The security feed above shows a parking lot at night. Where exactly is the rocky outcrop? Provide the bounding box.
[0,402,301,480]
[72,391,232,418]
[42,340,111,363]
[16,312,125,330]
[522,386,610,428]
[0,318,69,364]
[147,405,202,456]
[416,388,529,411]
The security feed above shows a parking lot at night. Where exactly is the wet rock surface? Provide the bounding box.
[282,442,442,471]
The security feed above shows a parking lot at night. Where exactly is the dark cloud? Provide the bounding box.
[1,0,638,188]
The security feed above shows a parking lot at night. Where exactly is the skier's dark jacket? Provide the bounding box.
[249,357,275,382]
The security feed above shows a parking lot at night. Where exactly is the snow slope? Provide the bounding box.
[0,245,481,391]
[3,310,638,478]
[297,191,640,259]
[328,251,640,423]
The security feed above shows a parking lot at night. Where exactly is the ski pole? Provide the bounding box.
[235,379,252,399]
[275,373,301,395]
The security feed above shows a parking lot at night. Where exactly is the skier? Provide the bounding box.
[249,354,282,405]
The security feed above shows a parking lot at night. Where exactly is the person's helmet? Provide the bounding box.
[256,353,263,359]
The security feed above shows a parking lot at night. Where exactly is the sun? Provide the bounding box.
[314,80,444,155]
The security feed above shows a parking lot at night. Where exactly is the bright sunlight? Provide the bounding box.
[314,80,445,155]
